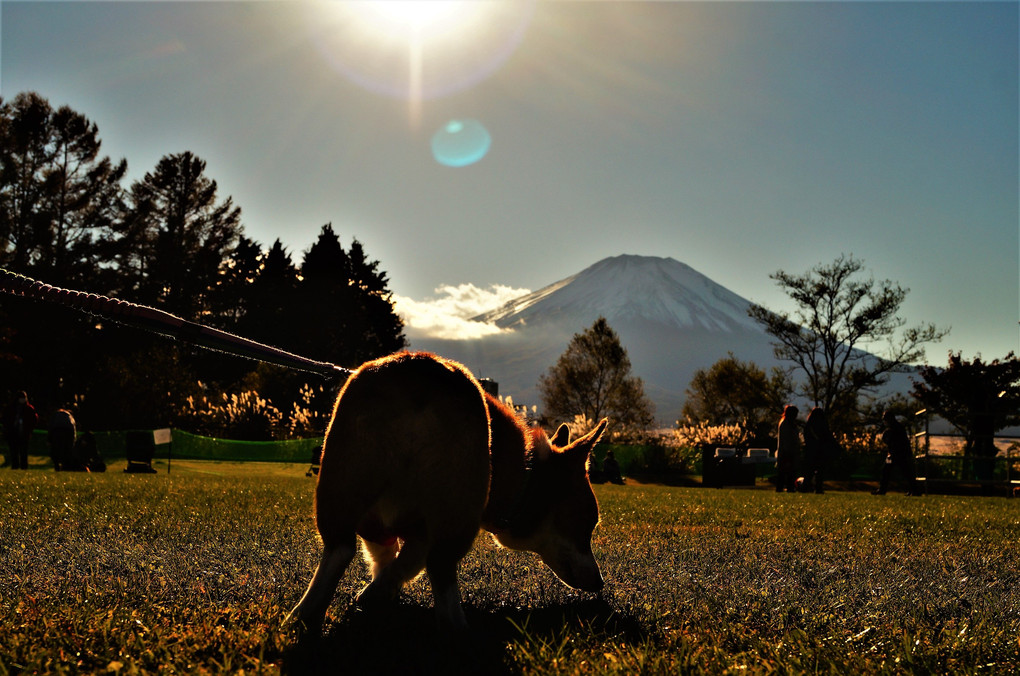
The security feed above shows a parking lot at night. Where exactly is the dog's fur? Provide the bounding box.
[286,352,608,632]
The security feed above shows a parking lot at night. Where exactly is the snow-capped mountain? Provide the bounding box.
[476,255,761,333]
[410,254,784,423]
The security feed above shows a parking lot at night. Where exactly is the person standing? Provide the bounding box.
[803,407,836,494]
[875,411,920,495]
[3,391,38,470]
[775,405,800,493]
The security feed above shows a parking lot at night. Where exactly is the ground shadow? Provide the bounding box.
[280,597,645,675]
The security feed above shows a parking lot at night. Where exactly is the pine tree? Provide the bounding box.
[296,224,405,366]
[0,92,125,286]
[245,238,300,351]
[41,104,127,286]
[116,151,242,320]
[0,92,53,273]
[539,317,653,432]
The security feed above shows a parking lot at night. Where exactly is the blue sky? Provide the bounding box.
[2,1,1017,364]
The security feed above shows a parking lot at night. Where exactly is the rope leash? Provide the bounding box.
[0,267,353,379]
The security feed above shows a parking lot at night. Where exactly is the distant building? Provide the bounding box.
[479,378,498,397]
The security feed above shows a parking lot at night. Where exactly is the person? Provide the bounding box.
[602,449,623,484]
[48,406,76,471]
[875,410,920,495]
[71,431,105,472]
[3,391,38,470]
[775,405,800,492]
[803,407,836,494]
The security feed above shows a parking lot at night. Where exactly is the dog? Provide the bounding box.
[286,351,608,632]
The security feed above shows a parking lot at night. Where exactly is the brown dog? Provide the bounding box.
[286,351,608,632]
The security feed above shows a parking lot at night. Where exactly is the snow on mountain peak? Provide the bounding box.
[475,254,759,332]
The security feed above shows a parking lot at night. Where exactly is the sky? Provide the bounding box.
[2,0,1017,364]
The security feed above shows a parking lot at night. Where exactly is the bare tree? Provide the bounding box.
[748,255,947,425]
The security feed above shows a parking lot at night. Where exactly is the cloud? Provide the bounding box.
[393,283,529,340]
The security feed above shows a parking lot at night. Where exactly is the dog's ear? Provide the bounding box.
[565,419,609,464]
[551,423,570,448]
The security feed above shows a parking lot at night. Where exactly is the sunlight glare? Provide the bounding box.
[356,1,472,39]
[306,0,535,114]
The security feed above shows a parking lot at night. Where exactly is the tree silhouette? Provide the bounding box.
[116,151,242,320]
[296,224,405,367]
[0,92,126,285]
[913,352,1020,458]
[539,317,653,432]
[244,238,300,350]
[41,104,127,286]
[748,255,947,429]
[0,92,410,434]
[0,92,52,272]
[682,353,792,443]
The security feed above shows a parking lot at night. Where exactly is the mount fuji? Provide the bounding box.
[409,255,786,424]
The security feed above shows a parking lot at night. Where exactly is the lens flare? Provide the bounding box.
[431,119,491,167]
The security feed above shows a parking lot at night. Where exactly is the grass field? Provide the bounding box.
[2,461,1018,674]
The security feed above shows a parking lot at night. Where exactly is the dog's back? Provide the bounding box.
[315,352,490,549]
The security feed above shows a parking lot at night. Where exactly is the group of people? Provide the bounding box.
[775,405,835,493]
[2,390,105,472]
[775,405,920,495]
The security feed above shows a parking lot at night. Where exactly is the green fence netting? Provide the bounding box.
[168,430,323,463]
[5,429,323,464]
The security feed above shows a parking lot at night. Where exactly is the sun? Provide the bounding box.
[306,1,535,122]
[351,1,478,40]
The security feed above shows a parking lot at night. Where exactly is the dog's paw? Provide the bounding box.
[282,609,323,641]
[355,580,398,610]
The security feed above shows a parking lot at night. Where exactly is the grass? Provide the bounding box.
[1,461,1018,674]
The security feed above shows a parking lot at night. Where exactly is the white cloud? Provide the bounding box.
[393,283,529,340]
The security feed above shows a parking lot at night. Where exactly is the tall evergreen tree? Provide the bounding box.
[210,235,263,329]
[0,92,55,272]
[244,238,300,350]
[297,224,405,366]
[42,105,127,286]
[0,93,126,413]
[0,92,125,286]
[116,151,242,320]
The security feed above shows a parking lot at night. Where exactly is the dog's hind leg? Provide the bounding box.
[286,536,356,634]
[355,537,429,610]
[426,533,475,627]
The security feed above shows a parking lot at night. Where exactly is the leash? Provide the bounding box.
[0,267,353,379]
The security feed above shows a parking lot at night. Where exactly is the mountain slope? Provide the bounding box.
[411,255,782,423]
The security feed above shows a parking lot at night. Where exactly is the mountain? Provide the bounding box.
[476,255,762,333]
[409,254,786,424]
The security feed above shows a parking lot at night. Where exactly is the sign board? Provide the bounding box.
[153,428,172,446]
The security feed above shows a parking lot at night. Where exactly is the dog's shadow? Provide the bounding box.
[281,598,645,675]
